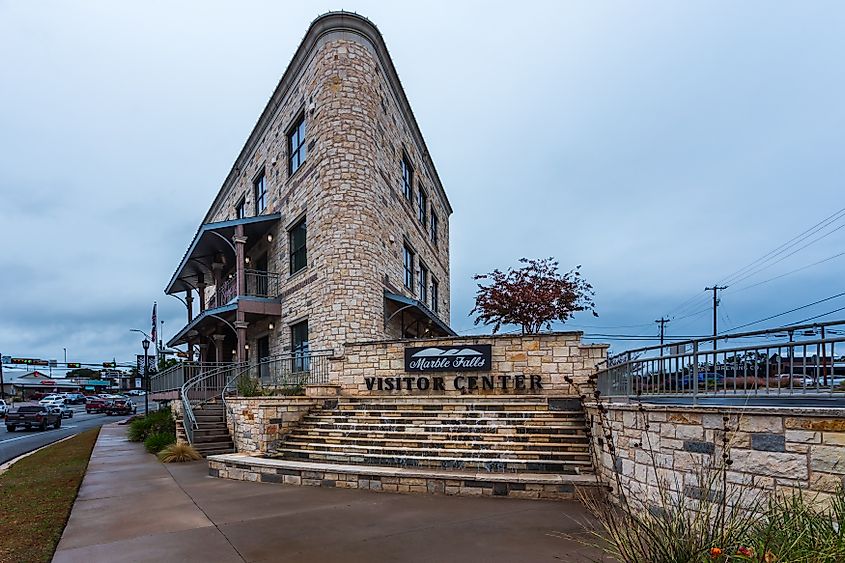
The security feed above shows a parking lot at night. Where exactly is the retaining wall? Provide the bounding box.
[586,401,845,507]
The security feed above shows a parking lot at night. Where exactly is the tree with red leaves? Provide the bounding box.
[470,258,597,334]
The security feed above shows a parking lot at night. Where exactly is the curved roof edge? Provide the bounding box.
[202,11,453,226]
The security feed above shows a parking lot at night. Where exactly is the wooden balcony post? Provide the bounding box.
[185,290,194,323]
[233,224,247,299]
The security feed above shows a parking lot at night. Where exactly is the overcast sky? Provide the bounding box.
[1,1,843,371]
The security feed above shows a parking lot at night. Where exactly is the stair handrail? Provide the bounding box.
[180,362,247,444]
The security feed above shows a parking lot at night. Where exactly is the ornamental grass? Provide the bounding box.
[157,443,202,463]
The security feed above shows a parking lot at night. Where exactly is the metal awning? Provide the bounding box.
[165,213,281,295]
[384,291,456,336]
[167,303,238,346]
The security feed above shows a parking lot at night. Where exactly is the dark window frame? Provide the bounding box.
[418,262,428,304]
[403,244,414,291]
[235,196,246,220]
[430,210,438,247]
[417,187,428,225]
[290,319,309,372]
[288,217,307,275]
[287,114,307,175]
[431,277,439,313]
[401,154,413,201]
[253,169,267,215]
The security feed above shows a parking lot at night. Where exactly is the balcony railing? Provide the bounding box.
[206,270,280,309]
[150,361,233,394]
[596,320,845,403]
[245,269,281,298]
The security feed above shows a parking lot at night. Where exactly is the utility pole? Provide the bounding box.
[0,354,5,400]
[705,285,728,348]
[655,317,670,348]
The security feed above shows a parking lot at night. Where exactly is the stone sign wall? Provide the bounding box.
[586,402,845,507]
[331,333,608,396]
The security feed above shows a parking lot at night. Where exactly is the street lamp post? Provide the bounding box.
[142,338,150,415]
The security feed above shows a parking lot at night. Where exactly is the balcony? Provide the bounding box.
[207,270,281,309]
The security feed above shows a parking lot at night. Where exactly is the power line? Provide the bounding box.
[729,249,845,294]
[721,290,845,333]
[662,207,845,319]
[785,305,845,327]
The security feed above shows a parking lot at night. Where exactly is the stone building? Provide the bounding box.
[164,12,455,362]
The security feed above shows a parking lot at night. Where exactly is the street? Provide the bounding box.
[0,398,146,465]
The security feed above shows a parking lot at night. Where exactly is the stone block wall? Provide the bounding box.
[587,402,845,507]
[331,332,608,396]
[225,397,321,454]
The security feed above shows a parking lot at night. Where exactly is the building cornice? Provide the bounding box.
[202,11,453,226]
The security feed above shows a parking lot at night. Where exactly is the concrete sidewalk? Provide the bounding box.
[53,424,606,562]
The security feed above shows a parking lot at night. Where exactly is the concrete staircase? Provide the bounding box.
[272,397,592,474]
[190,402,234,457]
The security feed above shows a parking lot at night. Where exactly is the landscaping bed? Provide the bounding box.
[0,428,99,563]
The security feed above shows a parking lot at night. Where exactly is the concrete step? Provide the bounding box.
[298,422,585,435]
[281,441,591,460]
[285,435,589,452]
[292,428,588,442]
[193,433,234,444]
[303,414,585,426]
[208,454,601,500]
[274,448,591,473]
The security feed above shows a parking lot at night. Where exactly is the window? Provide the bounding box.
[431,278,439,313]
[291,319,309,372]
[289,217,307,275]
[403,244,414,291]
[235,197,246,219]
[418,263,428,304]
[430,210,438,246]
[253,170,266,214]
[288,115,306,174]
[417,188,427,225]
[401,155,413,200]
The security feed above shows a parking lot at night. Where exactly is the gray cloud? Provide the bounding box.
[1,1,843,364]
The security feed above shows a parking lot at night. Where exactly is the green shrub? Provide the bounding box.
[236,375,262,397]
[278,385,305,396]
[128,407,176,444]
[144,432,176,454]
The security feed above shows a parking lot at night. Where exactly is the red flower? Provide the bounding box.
[737,546,754,557]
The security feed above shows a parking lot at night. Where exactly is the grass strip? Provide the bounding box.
[0,428,100,563]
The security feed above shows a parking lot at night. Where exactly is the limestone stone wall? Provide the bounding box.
[225,397,321,454]
[587,402,845,506]
[186,14,452,358]
[331,333,608,396]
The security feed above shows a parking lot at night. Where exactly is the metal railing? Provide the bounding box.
[181,362,247,444]
[150,362,231,394]
[206,270,280,309]
[233,349,332,390]
[178,350,333,445]
[245,269,281,298]
[596,320,845,403]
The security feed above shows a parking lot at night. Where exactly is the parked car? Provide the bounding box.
[50,404,74,419]
[0,400,7,418]
[6,405,62,431]
[126,390,146,396]
[105,398,137,416]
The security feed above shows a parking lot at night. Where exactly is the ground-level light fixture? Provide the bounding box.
[269,322,275,330]
[267,234,273,242]
[245,256,251,264]
[244,344,250,350]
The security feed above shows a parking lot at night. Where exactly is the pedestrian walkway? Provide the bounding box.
[53,424,606,562]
